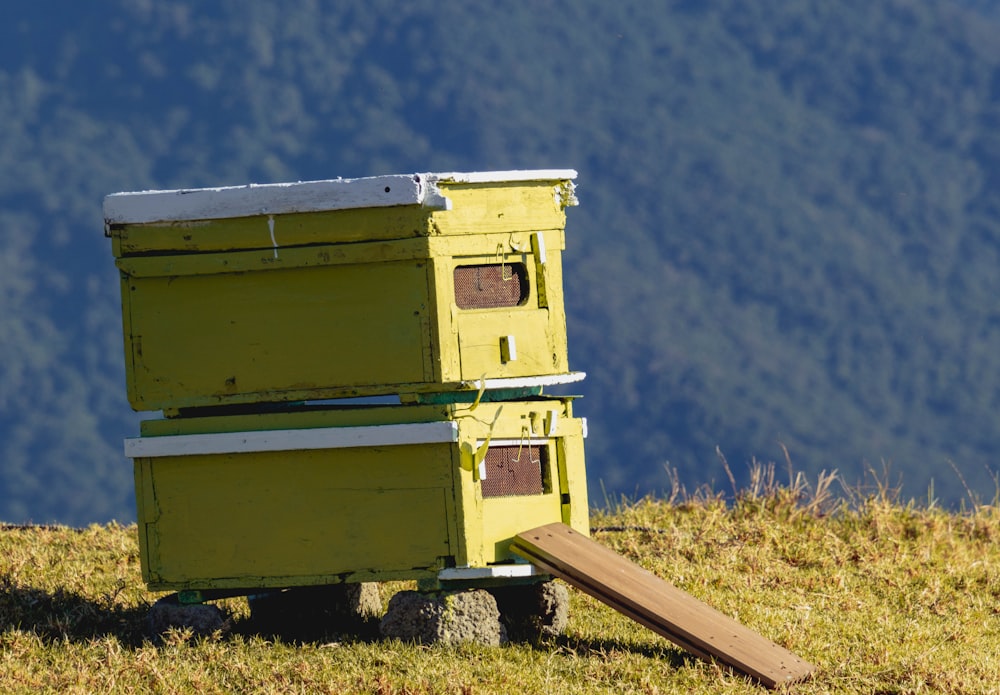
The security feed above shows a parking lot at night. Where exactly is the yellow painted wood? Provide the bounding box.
[456,310,563,379]
[453,432,485,568]
[430,181,571,236]
[558,421,591,532]
[139,446,454,589]
[139,402,454,436]
[110,177,576,411]
[112,205,434,256]
[424,229,566,257]
[431,231,567,384]
[122,259,433,410]
[116,236,434,279]
[443,400,588,569]
[482,491,562,563]
[110,173,588,594]
[532,242,568,356]
[117,240,570,410]
[133,399,588,591]
[108,180,572,257]
[133,459,157,585]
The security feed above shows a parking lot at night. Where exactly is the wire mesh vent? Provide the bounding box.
[480,444,548,498]
[454,263,528,309]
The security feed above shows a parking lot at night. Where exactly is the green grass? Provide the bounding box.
[2,470,1000,693]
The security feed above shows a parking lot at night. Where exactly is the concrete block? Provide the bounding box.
[491,579,569,641]
[380,589,507,646]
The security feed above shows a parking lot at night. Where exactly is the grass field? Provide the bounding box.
[2,467,999,693]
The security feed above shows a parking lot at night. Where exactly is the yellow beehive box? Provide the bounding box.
[125,399,588,593]
[104,171,582,412]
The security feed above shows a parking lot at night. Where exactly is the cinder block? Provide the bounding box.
[380,589,507,646]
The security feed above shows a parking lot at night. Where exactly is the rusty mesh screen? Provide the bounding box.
[480,444,547,498]
[454,263,528,309]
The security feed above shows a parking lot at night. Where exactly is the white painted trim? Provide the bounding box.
[124,421,459,459]
[481,438,552,447]
[500,335,517,363]
[427,169,577,184]
[463,371,586,391]
[532,231,547,265]
[103,170,577,225]
[437,564,541,581]
[546,409,559,436]
[104,175,430,225]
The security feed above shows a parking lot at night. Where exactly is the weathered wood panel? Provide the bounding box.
[512,523,815,689]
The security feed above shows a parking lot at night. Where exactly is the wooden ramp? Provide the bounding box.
[511,523,815,689]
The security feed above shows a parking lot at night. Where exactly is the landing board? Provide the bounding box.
[511,523,815,688]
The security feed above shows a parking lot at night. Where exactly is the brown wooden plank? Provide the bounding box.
[512,522,815,689]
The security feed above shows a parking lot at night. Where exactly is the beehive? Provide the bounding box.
[125,399,588,592]
[104,171,581,412]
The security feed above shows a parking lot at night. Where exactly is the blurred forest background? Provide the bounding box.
[3,0,1000,525]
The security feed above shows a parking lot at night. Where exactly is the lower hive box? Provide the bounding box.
[125,399,588,593]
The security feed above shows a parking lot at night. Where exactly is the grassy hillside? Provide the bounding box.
[2,475,998,693]
[6,0,1000,524]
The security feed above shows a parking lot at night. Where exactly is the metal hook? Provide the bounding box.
[496,243,512,281]
[511,425,540,464]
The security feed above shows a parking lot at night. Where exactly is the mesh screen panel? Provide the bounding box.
[454,263,528,309]
[480,444,547,498]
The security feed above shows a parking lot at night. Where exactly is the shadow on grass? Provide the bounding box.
[0,579,150,647]
[0,577,384,648]
[228,613,383,645]
[539,632,691,668]
[0,579,692,670]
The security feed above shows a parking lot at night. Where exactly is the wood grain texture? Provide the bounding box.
[511,522,815,688]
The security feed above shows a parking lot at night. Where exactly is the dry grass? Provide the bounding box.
[2,468,1000,693]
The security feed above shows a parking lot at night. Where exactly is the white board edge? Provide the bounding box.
[463,372,587,391]
[424,169,577,184]
[104,170,577,224]
[124,421,459,459]
[437,564,541,581]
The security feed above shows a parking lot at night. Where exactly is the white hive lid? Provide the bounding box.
[103,169,578,225]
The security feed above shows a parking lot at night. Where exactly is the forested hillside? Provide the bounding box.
[3,0,1000,524]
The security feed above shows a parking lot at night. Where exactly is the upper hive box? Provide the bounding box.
[105,170,582,412]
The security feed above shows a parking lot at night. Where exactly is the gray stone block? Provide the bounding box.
[491,579,569,641]
[379,589,508,646]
